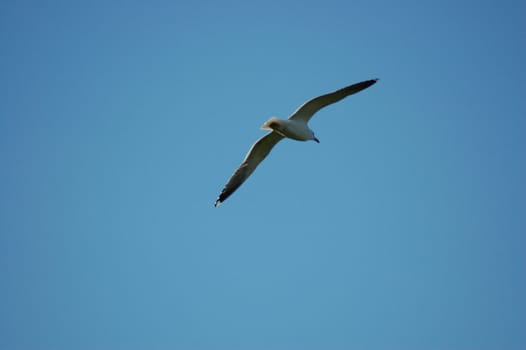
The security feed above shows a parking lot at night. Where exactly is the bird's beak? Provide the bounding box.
[314,137,320,143]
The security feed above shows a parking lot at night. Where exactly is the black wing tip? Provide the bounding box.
[214,191,229,207]
[353,78,379,92]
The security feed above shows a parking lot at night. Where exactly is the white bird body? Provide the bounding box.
[261,117,318,142]
[214,79,378,207]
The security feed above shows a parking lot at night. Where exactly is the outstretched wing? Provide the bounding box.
[288,79,378,122]
[215,131,284,206]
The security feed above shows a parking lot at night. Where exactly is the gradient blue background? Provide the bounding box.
[1,0,525,349]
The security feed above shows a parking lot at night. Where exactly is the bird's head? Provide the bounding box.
[261,117,281,131]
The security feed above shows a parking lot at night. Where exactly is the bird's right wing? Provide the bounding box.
[288,79,378,122]
[215,131,284,206]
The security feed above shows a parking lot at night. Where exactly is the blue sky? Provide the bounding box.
[1,0,525,349]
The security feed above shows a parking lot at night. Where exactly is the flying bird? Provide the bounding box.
[214,79,378,206]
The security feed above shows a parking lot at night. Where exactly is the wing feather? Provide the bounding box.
[214,131,284,206]
[289,79,378,122]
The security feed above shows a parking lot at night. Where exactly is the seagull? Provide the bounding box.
[214,79,378,207]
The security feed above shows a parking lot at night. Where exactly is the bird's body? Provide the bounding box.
[214,79,378,206]
[261,117,319,142]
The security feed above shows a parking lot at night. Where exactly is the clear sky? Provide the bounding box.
[1,0,525,349]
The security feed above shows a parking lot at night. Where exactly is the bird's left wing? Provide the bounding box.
[215,131,284,206]
[288,79,378,122]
